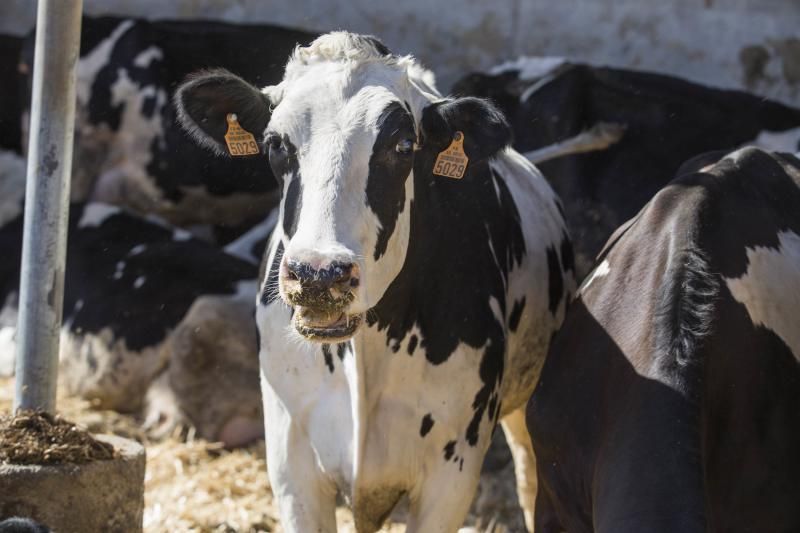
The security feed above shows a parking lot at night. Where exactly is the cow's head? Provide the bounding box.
[175,32,510,342]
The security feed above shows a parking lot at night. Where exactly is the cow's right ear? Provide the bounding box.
[174,69,272,157]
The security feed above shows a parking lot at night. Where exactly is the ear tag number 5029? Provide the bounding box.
[225,113,260,156]
[433,131,468,179]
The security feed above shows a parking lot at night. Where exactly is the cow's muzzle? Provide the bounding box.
[282,260,362,341]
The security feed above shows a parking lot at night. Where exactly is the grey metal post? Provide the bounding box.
[14,0,83,413]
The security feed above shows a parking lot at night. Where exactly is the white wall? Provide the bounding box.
[3,0,799,105]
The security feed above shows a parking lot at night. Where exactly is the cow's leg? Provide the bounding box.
[405,450,484,533]
[501,407,537,532]
[262,383,337,533]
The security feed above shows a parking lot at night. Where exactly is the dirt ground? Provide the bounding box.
[0,376,526,532]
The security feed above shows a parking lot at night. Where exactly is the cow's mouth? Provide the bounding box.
[293,307,362,341]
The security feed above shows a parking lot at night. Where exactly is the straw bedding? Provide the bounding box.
[0,376,522,532]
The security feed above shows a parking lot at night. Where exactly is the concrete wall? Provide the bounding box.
[3,0,799,105]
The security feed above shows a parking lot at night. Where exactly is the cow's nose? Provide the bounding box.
[286,260,357,292]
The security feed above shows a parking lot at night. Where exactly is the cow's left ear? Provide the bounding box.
[174,68,272,157]
[418,97,512,165]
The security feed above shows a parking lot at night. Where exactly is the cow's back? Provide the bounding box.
[697,149,800,531]
[529,147,800,532]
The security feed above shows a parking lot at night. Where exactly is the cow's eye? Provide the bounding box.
[266,134,284,152]
[395,138,414,154]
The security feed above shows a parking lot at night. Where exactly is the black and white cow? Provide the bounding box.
[175,32,574,531]
[19,16,315,230]
[528,147,800,532]
[0,200,265,446]
[453,59,800,279]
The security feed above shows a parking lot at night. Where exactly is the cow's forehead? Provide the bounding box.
[268,62,411,141]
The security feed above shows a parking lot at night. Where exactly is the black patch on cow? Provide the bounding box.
[0,34,23,153]
[459,457,464,471]
[702,149,800,278]
[0,203,258,353]
[508,297,526,333]
[547,245,563,316]
[390,341,400,353]
[407,334,418,356]
[336,342,349,360]
[488,393,498,421]
[141,93,158,118]
[443,440,456,461]
[368,104,524,447]
[361,35,392,56]
[322,344,334,373]
[282,176,303,238]
[366,104,415,260]
[560,231,575,274]
[260,240,284,306]
[420,414,434,437]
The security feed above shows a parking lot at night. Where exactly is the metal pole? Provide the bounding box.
[14,0,83,413]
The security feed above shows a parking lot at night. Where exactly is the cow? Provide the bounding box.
[19,16,316,232]
[0,199,265,446]
[174,32,575,531]
[453,59,800,279]
[527,147,800,532]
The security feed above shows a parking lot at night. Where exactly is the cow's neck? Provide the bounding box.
[367,156,524,362]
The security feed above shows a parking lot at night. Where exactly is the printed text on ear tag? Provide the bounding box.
[433,131,468,179]
[224,113,260,156]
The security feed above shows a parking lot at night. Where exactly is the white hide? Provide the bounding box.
[725,230,800,361]
[579,259,611,294]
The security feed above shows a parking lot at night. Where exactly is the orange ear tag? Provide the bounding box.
[224,113,260,156]
[432,131,469,179]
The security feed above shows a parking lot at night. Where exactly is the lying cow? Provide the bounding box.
[175,32,574,531]
[453,59,800,279]
[19,16,316,231]
[0,200,265,446]
[528,147,800,532]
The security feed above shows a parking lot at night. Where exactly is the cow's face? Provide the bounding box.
[175,33,510,342]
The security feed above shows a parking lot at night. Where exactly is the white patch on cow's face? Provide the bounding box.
[579,258,611,294]
[268,55,433,340]
[725,230,800,361]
